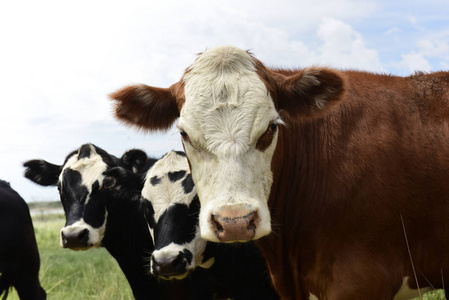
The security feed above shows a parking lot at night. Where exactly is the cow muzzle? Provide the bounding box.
[60,226,90,250]
[151,249,192,279]
[210,208,259,242]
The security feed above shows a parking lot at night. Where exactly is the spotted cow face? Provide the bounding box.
[141,151,214,280]
[56,145,113,249]
[24,144,149,250]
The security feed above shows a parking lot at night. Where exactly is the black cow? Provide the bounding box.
[108,150,280,300]
[0,180,46,300]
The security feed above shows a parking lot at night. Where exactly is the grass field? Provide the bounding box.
[4,216,134,300]
[1,211,447,299]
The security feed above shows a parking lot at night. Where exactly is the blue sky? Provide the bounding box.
[1,0,448,201]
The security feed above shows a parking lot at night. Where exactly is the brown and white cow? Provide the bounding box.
[110,46,449,299]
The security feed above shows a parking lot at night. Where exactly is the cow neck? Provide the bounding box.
[100,191,159,299]
[257,112,335,300]
[270,112,334,226]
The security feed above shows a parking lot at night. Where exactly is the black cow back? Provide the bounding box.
[0,180,46,299]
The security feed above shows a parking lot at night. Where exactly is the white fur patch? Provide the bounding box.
[393,277,431,300]
[309,293,319,300]
[199,256,215,269]
[60,144,108,205]
[179,46,279,241]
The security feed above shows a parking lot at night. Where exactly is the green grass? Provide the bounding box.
[4,217,133,300]
[418,290,446,300]
[1,214,447,299]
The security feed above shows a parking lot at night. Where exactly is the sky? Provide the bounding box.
[1,0,448,202]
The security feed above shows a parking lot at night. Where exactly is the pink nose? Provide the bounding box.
[211,209,259,242]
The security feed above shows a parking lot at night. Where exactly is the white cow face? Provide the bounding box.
[110,45,346,243]
[177,46,282,242]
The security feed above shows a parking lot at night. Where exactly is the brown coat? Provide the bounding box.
[110,49,449,299]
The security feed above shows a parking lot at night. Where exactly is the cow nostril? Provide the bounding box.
[247,211,258,232]
[211,215,224,233]
[248,217,256,231]
[78,229,89,244]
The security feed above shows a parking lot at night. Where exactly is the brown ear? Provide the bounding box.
[109,84,180,131]
[278,67,346,118]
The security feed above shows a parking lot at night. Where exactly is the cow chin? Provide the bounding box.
[200,201,271,243]
[151,246,197,280]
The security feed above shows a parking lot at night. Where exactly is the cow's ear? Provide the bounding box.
[120,149,148,173]
[277,68,346,118]
[23,160,62,186]
[109,84,180,131]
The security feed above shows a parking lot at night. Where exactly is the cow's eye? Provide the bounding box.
[103,176,116,189]
[180,130,190,142]
[256,121,279,151]
[268,122,278,133]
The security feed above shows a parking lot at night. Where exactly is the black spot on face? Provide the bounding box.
[151,176,161,186]
[182,174,194,194]
[153,196,200,250]
[61,170,106,229]
[168,171,186,182]
[175,151,186,157]
[83,192,107,229]
[91,180,100,193]
[60,169,88,226]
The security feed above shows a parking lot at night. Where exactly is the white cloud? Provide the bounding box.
[397,52,433,74]
[407,15,417,24]
[417,39,449,59]
[392,38,449,74]
[316,18,386,72]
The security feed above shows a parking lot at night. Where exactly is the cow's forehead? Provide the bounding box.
[146,151,190,178]
[179,46,280,154]
[60,150,107,192]
[143,151,196,218]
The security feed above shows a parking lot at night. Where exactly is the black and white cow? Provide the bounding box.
[0,180,46,300]
[24,143,249,299]
[110,150,280,299]
[23,144,192,300]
